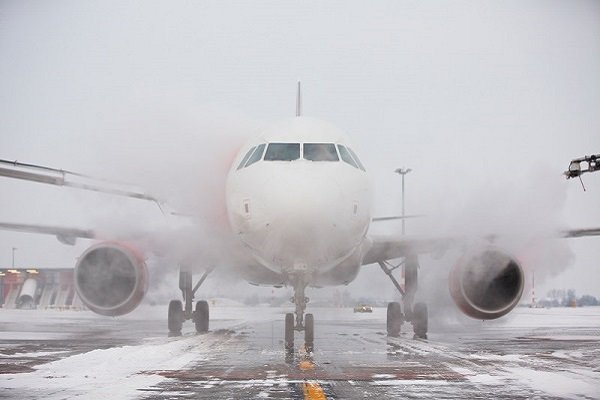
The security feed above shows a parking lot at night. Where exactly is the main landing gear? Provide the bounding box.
[285,278,314,352]
[379,255,428,339]
[168,267,213,336]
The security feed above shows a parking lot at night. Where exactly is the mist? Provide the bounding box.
[1,1,600,314]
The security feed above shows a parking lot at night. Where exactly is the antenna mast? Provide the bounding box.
[296,81,302,117]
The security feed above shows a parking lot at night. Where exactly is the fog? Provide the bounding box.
[1,0,599,311]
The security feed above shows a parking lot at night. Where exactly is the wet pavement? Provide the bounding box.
[1,306,599,399]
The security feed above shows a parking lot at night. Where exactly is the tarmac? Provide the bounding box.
[1,304,599,399]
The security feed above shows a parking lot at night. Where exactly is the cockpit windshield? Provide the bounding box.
[264,143,301,161]
[237,146,256,170]
[237,141,366,171]
[347,147,366,171]
[245,143,266,167]
[337,145,359,169]
[303,143,339,161]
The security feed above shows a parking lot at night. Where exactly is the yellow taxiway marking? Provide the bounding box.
[298,358,326,399]
[299,360,315,371]
[303,382,327,400]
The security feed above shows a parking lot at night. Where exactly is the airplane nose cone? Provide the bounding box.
[259,172,349,269]
[268,173,341,232]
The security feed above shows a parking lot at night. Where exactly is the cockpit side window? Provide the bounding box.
[237,146,256,170]
[347,147,366,171]
[245,143,266,167]
[264,143,300,161]
[337,144,359,169]
[303,143,339,162]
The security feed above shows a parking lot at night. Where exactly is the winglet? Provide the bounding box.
[296,81,302,117]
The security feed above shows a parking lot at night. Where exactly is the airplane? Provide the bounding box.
[1,83,599,351]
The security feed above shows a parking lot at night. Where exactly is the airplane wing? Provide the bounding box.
[0,222,95,245]
[0,158,188,247]
[361,235,455,266]
[362,228,600,266]
[560,228,600,238]
[0,158,166,212]
[371,215,424,222]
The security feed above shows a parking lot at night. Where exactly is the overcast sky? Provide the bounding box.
[1,1,599,301]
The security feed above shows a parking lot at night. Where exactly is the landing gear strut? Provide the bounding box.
[285,277,314,352]
[379,255,428,339]
[168,267,213,336]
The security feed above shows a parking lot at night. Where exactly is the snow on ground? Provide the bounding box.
[454,350,600,399]
[0,304,267,399]
[480,306,600,329]
[1,334,208,399]
[502,367,599,399]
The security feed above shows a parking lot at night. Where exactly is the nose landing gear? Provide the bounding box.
[285,278,314,352]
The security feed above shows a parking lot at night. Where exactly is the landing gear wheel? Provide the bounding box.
[168,300,183,336]
[304,313,314,352]
[387,302,402,337]
[412,302,428,339]
[194,300,209,333]
[285,313,294,351]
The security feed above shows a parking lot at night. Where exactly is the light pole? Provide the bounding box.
[394,168,412,234]
[12,247,17,268]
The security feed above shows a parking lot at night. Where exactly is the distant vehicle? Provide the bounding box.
[354,304,373,313]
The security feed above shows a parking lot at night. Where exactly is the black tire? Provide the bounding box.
[412,302,428,339]
[387,302,402,337]
[168,300,183,334]
[285,313,294,351]
[194,300,209,333]
[304,313,314,351]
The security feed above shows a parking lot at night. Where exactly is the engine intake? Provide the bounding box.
[75,242,148,316]
[449,248,524,320]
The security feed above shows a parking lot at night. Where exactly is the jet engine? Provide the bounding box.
[449,248,524,320]
[74,242,148,316]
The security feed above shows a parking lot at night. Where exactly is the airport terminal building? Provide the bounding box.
[0,268,85,310]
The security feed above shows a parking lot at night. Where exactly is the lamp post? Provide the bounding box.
[394,168,412,235]
[12,247,17,268]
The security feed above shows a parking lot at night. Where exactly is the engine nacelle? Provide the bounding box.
[74,242,148,316]
[449,248,524,320]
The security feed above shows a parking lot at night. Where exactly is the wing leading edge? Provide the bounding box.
[362,227,600,266]
[0,222,95,245]
[362,235,455,266]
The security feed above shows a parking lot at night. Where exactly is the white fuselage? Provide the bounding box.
[226,117,372,286]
